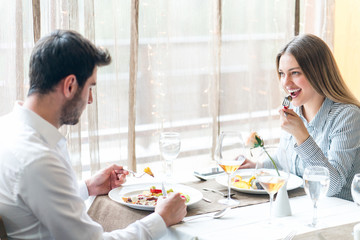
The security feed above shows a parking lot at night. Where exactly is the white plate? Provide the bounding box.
[215,169,303,195]
[108,183,203,211]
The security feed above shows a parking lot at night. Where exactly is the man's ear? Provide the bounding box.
[62,74,78,98]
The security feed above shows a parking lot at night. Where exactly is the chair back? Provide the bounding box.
[0,216,8,240]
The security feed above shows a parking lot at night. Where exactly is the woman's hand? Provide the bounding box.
[279,108,310,145]
[238,158,256,169]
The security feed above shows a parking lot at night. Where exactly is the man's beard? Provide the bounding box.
[59,90,86,126]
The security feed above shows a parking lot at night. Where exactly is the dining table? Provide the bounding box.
[87,177,360,240]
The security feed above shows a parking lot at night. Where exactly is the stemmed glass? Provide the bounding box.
[351,174,360,239]
[214,131,246,205]
[254,146,289,223]
[351,173,360,205]
[303,166,330,227]
[159,132,181,181]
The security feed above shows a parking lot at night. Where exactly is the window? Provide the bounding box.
[2,0,327,180]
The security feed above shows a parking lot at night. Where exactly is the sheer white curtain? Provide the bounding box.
[0,0,33,114]
[0,0,333,180]
[302,0,335,48]
[39,0,98,179]
[219,0,296,143]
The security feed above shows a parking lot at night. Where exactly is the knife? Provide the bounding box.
[162,182,167,197]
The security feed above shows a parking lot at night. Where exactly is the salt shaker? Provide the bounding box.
[274,182,292,217]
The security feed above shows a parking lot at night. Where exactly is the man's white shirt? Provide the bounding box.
[0,102,167,239]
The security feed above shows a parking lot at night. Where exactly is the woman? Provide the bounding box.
[242,34,360,201]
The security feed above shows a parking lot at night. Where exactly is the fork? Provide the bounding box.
[126,169,147,178]
[282,95,292,116]
[282,95,292,109]
[282,230,297,240]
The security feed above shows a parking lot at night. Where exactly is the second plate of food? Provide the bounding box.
[215,169,303,195]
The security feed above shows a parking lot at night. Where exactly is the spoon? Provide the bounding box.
[183,207,231,222]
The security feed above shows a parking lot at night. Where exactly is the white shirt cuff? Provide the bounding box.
[78,180,90,200]
[140,212,167,239]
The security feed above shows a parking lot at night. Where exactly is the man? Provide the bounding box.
[0,30,186,239]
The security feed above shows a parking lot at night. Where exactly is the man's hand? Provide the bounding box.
[155,193,187,227]
[85,164,129,196]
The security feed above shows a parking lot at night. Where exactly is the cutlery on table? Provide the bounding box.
[282,230,297,240]
[126,168,154,178]
[202,197,212,203]
[202,187,235,198]
[183,207,231,222]
[161,182,167,197]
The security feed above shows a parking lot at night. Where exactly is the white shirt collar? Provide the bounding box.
[13,101,65,148]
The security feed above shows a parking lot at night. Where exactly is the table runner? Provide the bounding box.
[291,222,358,240]
[87,179,305,232]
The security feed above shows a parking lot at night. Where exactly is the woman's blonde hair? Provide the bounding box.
[276,34,360,108]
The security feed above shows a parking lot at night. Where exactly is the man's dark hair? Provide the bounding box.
[28,29,111,95]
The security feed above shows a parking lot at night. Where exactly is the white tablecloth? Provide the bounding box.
[163,196,360,240]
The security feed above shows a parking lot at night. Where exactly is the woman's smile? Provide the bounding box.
[288,88,301,98]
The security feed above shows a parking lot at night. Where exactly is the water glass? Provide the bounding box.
[303,166,330,227]
[159,132,181,180]
[352,174,360,240]
[352,174,360,205]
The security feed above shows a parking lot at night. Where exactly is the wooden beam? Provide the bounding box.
[128,0,139,171]
[294,0,300,36]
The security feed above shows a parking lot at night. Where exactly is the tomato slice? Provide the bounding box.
[150,188,162,194]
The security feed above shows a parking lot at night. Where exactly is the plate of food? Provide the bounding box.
[215,169,303,195]
[108,183,203,211]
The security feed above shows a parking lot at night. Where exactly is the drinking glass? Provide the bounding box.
[303,166,330,227]
[159,132,181,181]
[254,146,289,223]
[214,131,246,205]
[351,174,360,239]
[352,173,360,205]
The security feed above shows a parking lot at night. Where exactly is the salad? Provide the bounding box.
[122,186,190,206]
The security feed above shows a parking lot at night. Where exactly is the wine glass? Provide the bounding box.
[159,132,181,181]
[254,146,289,223]
[303,166,330,227]
[351,174,360,239]
[352,173,360,205]
[214,131,246,205]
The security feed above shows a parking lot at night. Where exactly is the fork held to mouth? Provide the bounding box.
[282,95,292,116]
[282,95,292,109]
